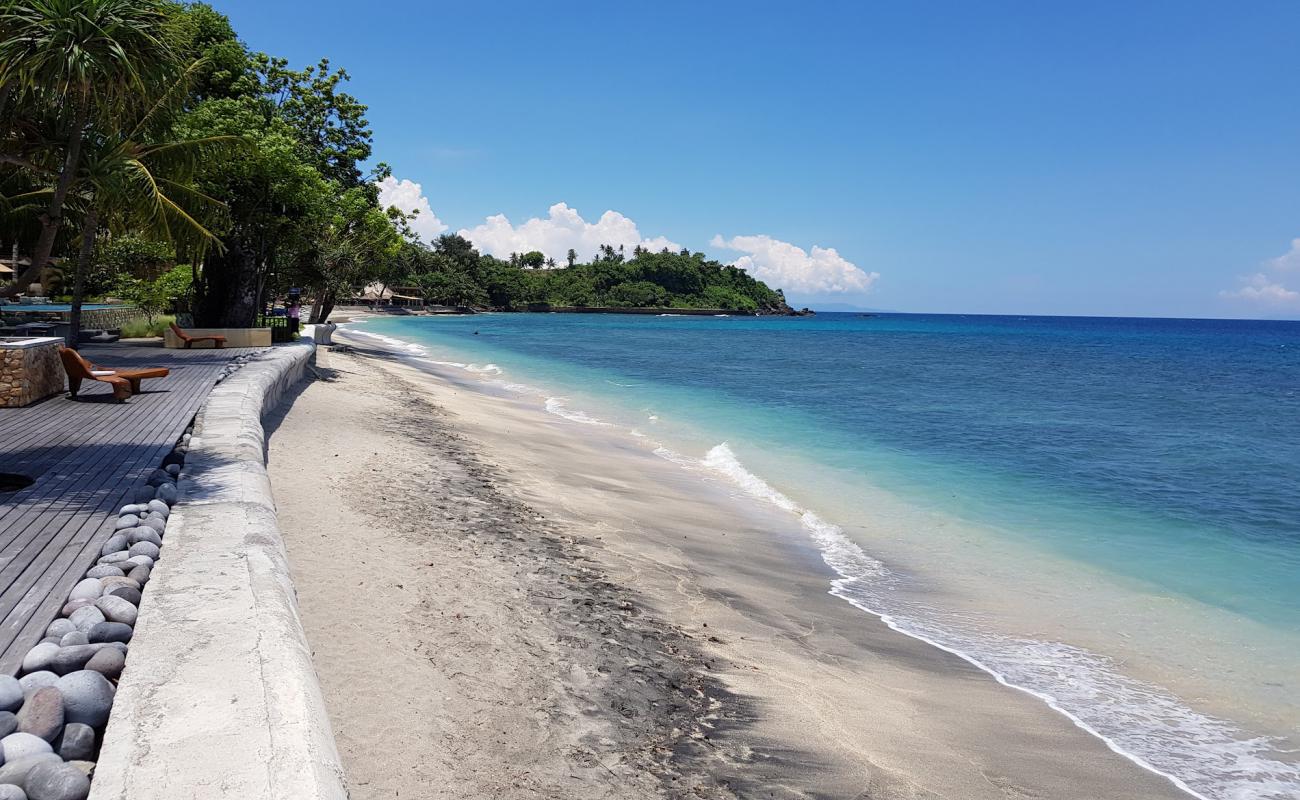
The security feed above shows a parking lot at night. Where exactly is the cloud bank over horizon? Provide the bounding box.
[1220,239,1300,309]
[457,203,681,264]
[377,176,448,242]
[710,234,879,295]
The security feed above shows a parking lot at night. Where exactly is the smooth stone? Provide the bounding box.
[52,674,112,729]
[48,647,94,677]
[54,723,92,765]
[42,621,74,642]
[82,566,122,580]
[97,577,140,595]
[163,464,180,477]
[94,553,130,567]
[66,608,102,635]
[131,486,154,504]
[0,680,17,722]
[86,623,131,645]
[126,541,158,560]
[140,517,166,534]
[93,597,136,626]
[15,689,61,743]
[125,555,153,568]
[155,483,177,505]
[0,733,52,762]
[82,648,124,681]
[56,601,90,618]
[65,581,99,606]
[65,762,93,778]
[19,645,58,676]
[162,451,183,467]
[126,529,160,547]
[0,784,22,800]
[111,515,138,531]
[107,585,142,606]
[98,535,128,558]
[0,753,60,788]
[55,633,86,648]
[0,713,16,740]
[116,505,140,516]
[16,675,56,698]
[145,469,171,487]
[36,640,58,648]
[147,498,170,515]
[24,761,89,800]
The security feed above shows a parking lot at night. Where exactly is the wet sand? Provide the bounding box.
[266,337,1192,799]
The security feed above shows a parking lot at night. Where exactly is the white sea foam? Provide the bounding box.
[697,443,1300,800]
[544,398,608,425]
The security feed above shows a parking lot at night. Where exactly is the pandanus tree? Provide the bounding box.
[0,0,183,297]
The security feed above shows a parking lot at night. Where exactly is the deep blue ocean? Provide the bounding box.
[350,311,1300,800]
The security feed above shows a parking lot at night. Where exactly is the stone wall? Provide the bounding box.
[0,343,64,407]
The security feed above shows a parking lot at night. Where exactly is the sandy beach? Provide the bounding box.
[265,337,1193,800]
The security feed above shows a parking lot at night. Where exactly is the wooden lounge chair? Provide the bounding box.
[59,347,169,402]
[169,322,225,349]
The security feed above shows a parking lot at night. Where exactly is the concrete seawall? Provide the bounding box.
[90,335,346,799]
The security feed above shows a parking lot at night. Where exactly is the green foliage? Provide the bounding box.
[112,263,192,323]
[394,236,789,312]
[88,235,174,295]
[119,313,174,338]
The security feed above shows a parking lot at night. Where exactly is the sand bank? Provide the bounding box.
[266,339,1191,799]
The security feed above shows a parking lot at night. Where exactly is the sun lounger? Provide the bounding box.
[169,322,225,349]
[58,347,169,402]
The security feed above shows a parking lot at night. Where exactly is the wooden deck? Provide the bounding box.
[0,344,259,674]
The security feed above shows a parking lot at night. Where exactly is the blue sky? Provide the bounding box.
[213,0,1300,317]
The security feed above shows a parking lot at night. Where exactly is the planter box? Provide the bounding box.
[163,328,272,349]
[0,336,64,407]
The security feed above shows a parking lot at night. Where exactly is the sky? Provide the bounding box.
[212,0,1300,318]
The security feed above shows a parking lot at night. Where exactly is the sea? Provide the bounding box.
[346,311,1300,800]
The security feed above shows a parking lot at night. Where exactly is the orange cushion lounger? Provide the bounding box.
[59,347,169,403]
[169,322,225,349]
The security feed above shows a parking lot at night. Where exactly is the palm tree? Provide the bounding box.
[0,0,181,297]
[566,248,576,267]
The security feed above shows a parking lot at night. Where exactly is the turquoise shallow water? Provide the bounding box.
[350,312,1300,799]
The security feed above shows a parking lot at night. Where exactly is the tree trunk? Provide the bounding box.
[193,239,261,327]
[67,206,98,349]
[1,101,89,298]
[308,292,325,325]
[319,289,337,324]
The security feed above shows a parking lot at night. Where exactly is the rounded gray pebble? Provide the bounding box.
[19,645,58,675]
[24,761,89,800]
[126,542,158,560]
[0,754,60,789]
[125,555,153,568]
[97,577,140,595]
[96,552,130,566]
[0,679,20,715]
[148,499,170,517]
[83,648,124,681]
[0,732,52,762]
[98,535,128,557]
[56,633,86,648]
[87,623,131,645]
[42,620,74,641]
[55,723,93,764]
[131,486,154,504]
[65,581,100,605]
[57,601,90,618]
[141,517,166,534]
[155,483,178,505]
[48,647,95,677]
[67,607,103,634]
[94,596,136,626]
[17,674,57,697]
[126,529,160,547]
[53,673,113,728]
[107,585,142,605]
[0,787,24,800]
[112,515,138,531]
[0,712,17,740]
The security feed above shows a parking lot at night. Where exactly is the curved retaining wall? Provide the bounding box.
[89,335,346,800]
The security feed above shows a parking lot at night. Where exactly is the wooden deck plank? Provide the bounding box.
[0,344,263,674]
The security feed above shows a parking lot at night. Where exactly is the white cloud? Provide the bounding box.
[458,203,680,264]
[1267,238,1300,272]
[709,234,879,294]
[376,176,448,243]
[1219,273,1300,305]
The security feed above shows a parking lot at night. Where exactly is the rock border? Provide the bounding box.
[88,334,345,800]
